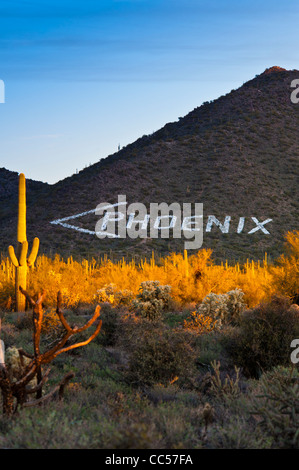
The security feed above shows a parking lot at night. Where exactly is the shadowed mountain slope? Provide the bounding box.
[1,66,298,262]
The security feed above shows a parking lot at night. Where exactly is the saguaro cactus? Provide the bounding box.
[8,173,39,311]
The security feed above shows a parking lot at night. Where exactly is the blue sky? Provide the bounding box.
[0,0,298,184]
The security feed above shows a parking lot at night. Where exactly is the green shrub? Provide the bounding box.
[251,366,299,448]
[223,296,299,378]
[97,303,122,346]
[208,416,271,449]
[41,308,63,337]
[0,322,18,348]
[272,230,299,300]
[118,317,196,386]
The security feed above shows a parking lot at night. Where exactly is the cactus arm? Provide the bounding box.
[27,237,39,267]
[8,245,19,267]
[17,173,27,243]
[19,241,28,266]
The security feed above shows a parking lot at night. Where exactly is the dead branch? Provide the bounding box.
[0,287,102,415]
[25,368,51,394]
[22,372,75,408]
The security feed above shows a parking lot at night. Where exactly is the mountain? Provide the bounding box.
[1,66,299,263]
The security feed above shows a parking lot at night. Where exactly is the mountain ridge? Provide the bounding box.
[1,66,299,262]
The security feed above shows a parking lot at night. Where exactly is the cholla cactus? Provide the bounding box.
[226,289,246,320]
[132,280,172,321]
[95,284,134,306]
[5,347,36,388]
[251,366,299,448]
[95,284,116,304]
[197,289,246,327]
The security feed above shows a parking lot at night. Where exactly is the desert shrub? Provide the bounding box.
[208,360,242,399]
[183,311,217,333]
[0,249,276,312]
[96,303,122,346]
[144,383,180,405]
[194,330,224,365]
[25,254,101,307]
[132,281,172,321]
[114,290,135,306]
[94,283,134,307]
[208,416,271,449]
[104,421,162,449]
[150,401,200,449]
[41,308,62,335]
[196,289,246,328]
[118,317,196,386]
[58,287,81,309]
[0,282,14,310]
[271,230,299,300]
[0,322,18,348]
[251,366,299,448]
[13,312,34,330]
[38,308,66,346]
[223,296,299,378]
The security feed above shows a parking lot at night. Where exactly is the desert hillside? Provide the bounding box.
[1,66,298,262]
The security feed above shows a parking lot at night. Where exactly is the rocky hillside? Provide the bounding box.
[0,66,298,263]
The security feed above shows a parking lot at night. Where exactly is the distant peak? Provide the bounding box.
[261,66,287,75]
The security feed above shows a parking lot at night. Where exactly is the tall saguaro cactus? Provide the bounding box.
[8,173,39,311]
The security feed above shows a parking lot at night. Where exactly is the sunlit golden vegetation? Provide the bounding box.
[0,231,298,312]
[0,231,298,448]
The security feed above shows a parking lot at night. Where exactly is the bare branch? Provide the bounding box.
[56,309,72,333]
[47,301,102,363]
[1,286,102,415]
[22,372,74,408]
[56,291,63,312]
[73,305,101,334]
[18,349,34,360]
[19,286,35,307]
[58,372,75,400]
[56,291,72,332]
[51,319,102,359]
[25,368,51,394]
[41,331,73,363]
[14,362,38,390]
[36,290,46,306]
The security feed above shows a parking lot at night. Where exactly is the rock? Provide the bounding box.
[289,304,299,315]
